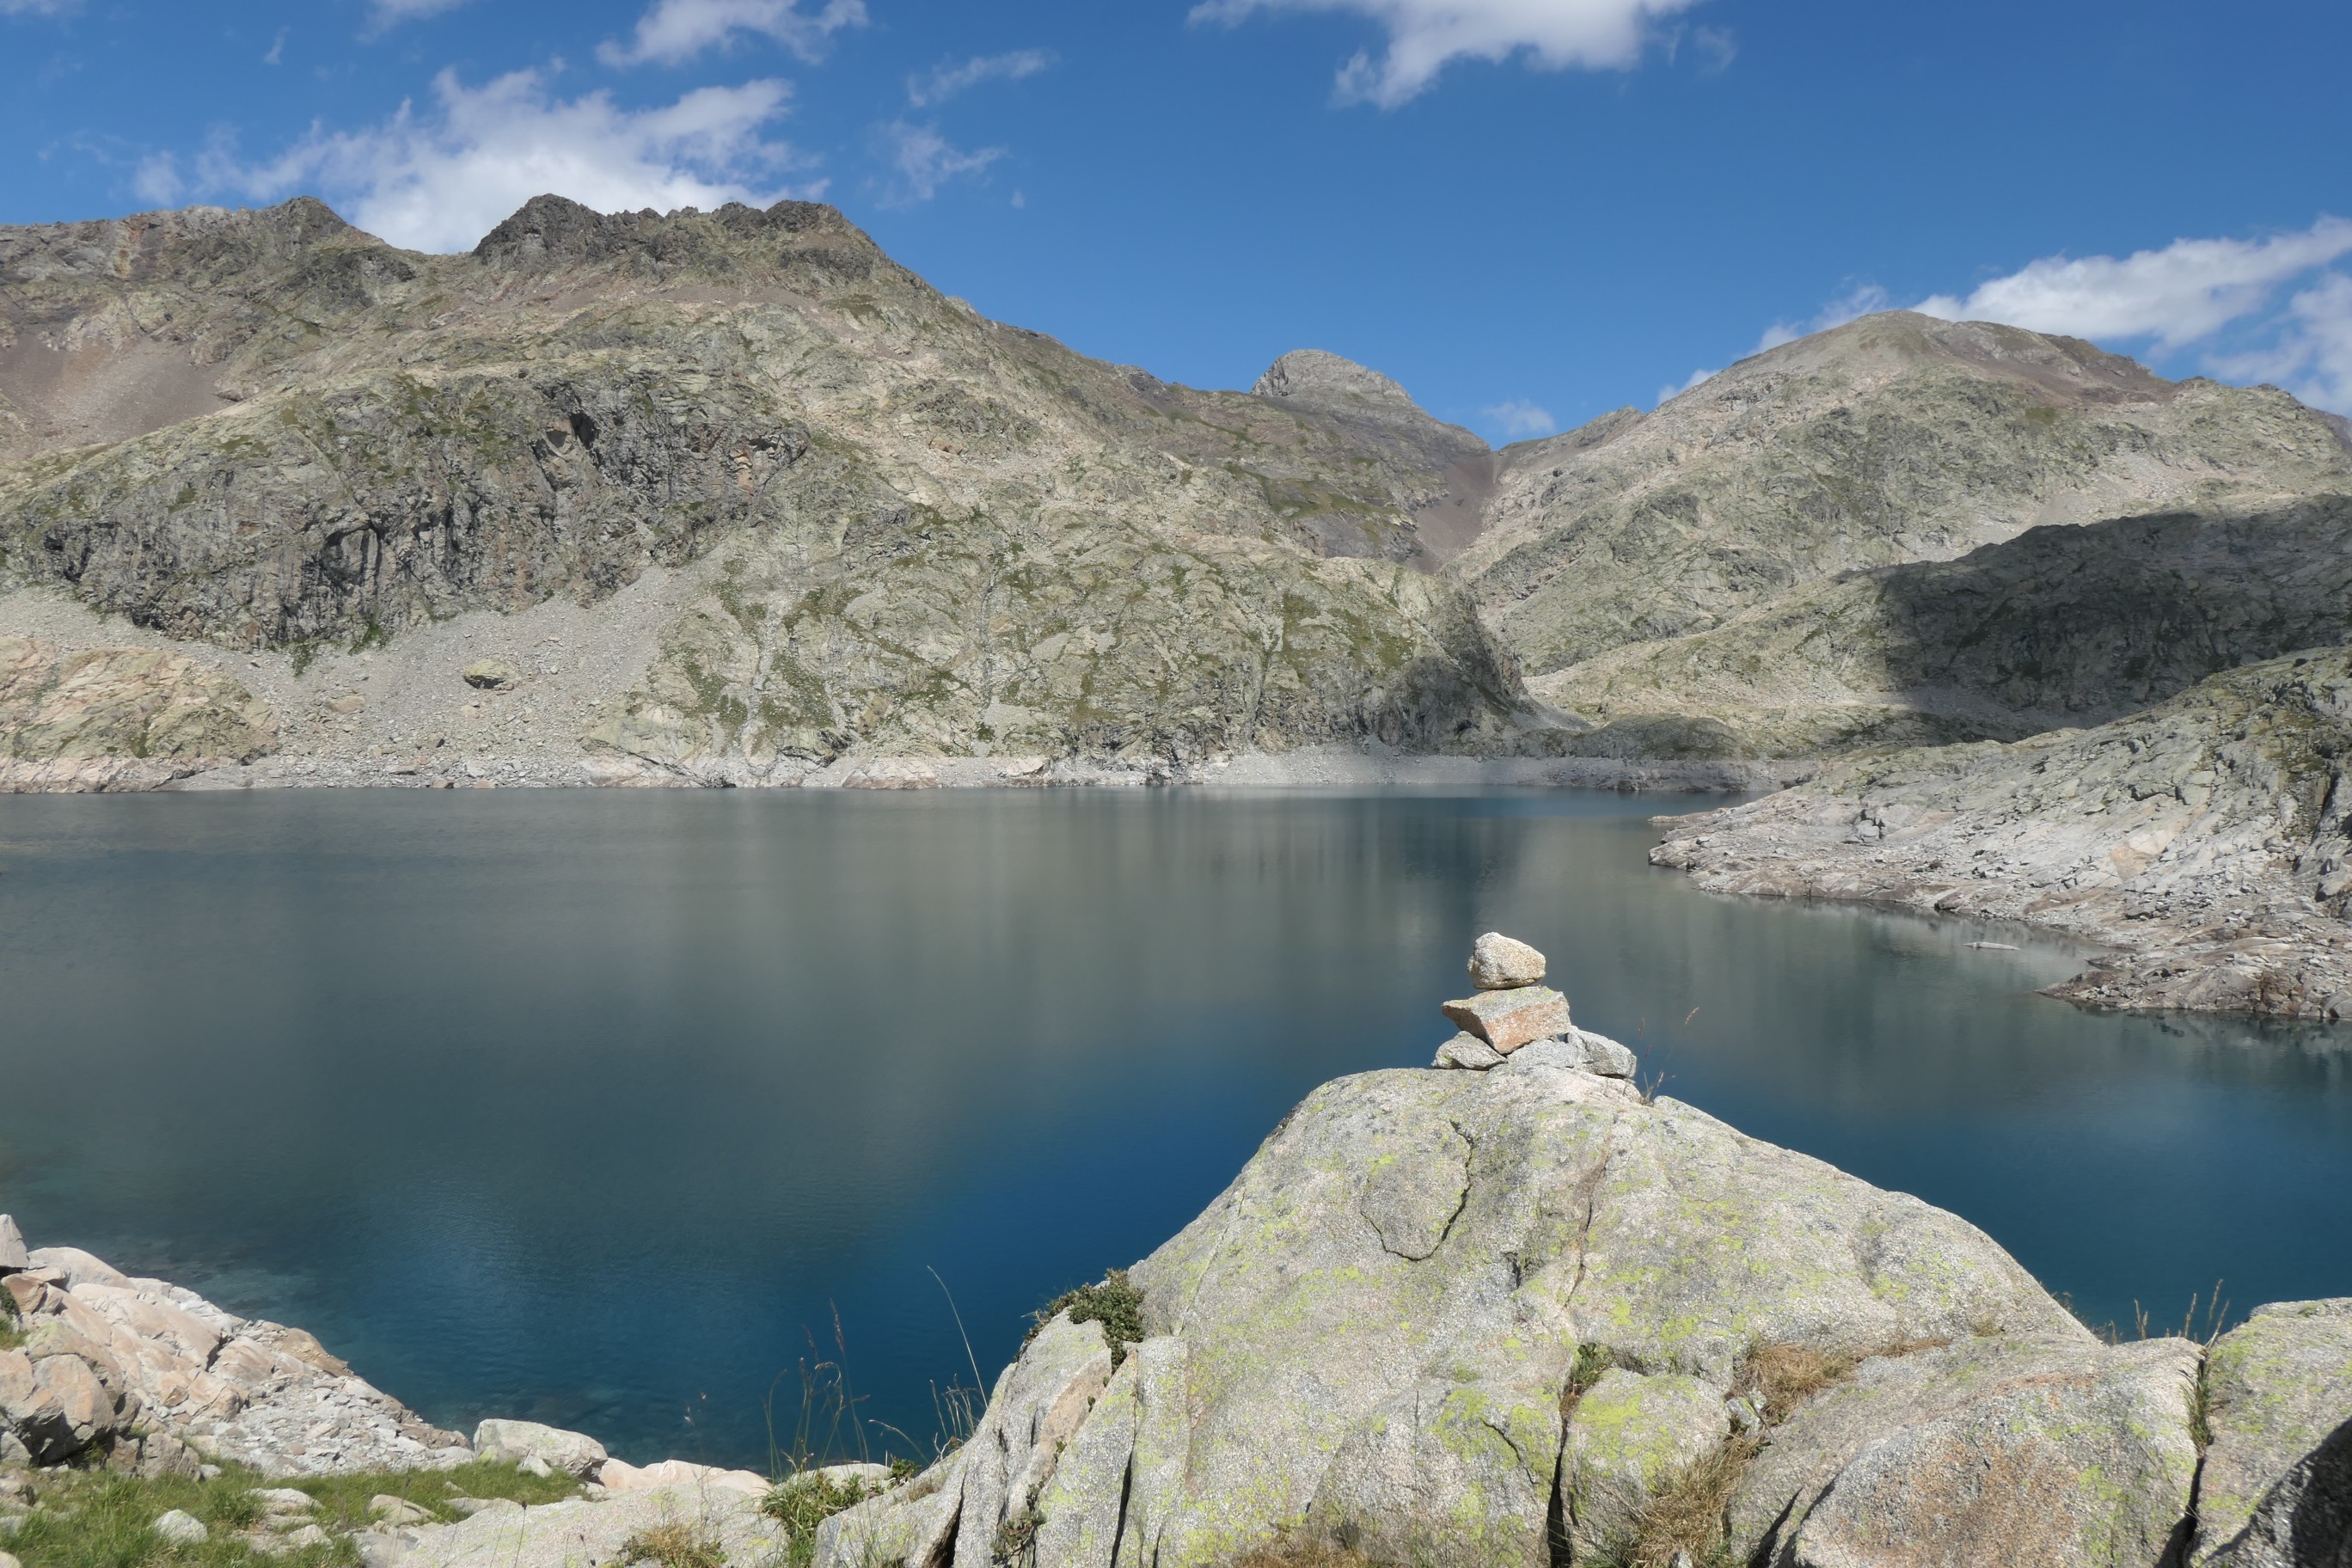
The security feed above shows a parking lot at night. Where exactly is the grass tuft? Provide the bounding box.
[760,1473,877,1567]
[620,1518,726,1568]
[1594,1435,1762,1568]
[1028,1271,1145,1367]
[1224,1536,1378,1568]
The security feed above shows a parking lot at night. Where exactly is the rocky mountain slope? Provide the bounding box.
[1653,647,2352,1018]
[0,196,1533,781]
[1540,493,2352,758]
[1452,311,2352,686]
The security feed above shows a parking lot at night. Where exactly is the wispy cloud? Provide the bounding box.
[0,0,77,15]
[599,0,866,68]
[1755,283,1890,353]
[1655,365,1715,406]
[365,0,473,33]
[1191,0,1710,107]
[906,48,1055,107]
[1483,399,1556,439]
[873,120,1003,206]
[168,68,817,254]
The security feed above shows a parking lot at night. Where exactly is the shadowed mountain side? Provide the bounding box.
[1452,312,2352,678]
[1532,495,2352,759]
[0,196,1533,771]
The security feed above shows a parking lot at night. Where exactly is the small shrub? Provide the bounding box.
[621,1519,727,1568]
[991,1503,1038,1567]
[1563,1341,1617,1410]
[1,1286,22,1351]
[762,1472,875,1567]
[1028,1271,1145,1367]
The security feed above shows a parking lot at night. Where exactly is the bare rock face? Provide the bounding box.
[1252,350,1422,414]
[0,1232,466,1477]
[0,635,274,789]
[1651,647,2352,1017]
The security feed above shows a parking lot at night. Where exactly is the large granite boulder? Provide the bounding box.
[2194,1298,2352,1567]
[816,1058,2146,1568]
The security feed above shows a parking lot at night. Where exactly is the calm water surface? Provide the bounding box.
[1,789,2346,1467]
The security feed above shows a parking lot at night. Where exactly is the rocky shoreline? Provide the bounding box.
[1652,649,2352,1020]
[7,936,2348,1567]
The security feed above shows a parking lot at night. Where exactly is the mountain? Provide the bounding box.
[1450,311,2352,686]
[0,196,1524,780]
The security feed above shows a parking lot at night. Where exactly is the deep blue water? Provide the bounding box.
[0,789,2345,1469]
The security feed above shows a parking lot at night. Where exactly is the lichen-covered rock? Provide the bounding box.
[1501,1030,1636,1079]
[1728,1334,2202,1568]
[843,1064,2092,1568]
[1559,1368,1730,1559]
[2195,1298,2352,1567]
[472,1420,606,1480]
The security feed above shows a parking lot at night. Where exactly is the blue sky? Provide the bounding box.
[4,0,2349,435]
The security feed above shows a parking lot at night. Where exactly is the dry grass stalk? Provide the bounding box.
[1225,1535,1379,1568]
[1617,1433,1762,1568]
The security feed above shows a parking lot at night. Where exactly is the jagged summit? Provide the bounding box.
[469,193,891,285]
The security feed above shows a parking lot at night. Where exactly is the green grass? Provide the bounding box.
[3,1460,581,1568]
[760,1472,877,1567]
[1,1286,23,1351]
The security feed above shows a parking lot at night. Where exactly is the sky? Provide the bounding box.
[3,0,2349,438]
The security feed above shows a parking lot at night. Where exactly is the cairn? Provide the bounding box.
[1430,933,1637,1079]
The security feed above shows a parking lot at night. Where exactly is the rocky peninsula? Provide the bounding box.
[6,938,2347,1567]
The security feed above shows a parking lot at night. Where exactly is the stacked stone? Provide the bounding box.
[1430,933,1637,1079]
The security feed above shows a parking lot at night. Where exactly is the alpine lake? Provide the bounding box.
[1,787,2345,1469]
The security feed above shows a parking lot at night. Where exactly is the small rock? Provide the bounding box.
[198,1465,224,1482]
[0,1216,26,1271]
[462,660,521,692]
[0,1549,19,1568]
[154,1509,210,1545]
[369,1496,435,1527]
[254,1489,317,1516]
[1441,986,1571,1054]
[327,693,366,714]
[1506,1032,1638,1080]
[255,1525,329,1555]
[444,1498,521,1517]
[473,1418,608,1479]
[1467,933,1546,989]
[1430,1033,1506,1070]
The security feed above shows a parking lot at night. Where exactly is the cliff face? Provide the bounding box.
[0,196,1525,774]
[1452,312,2352,685]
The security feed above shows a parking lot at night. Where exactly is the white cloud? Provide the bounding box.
[599,0,866,68]
[1754,283,1889,354]
[367,0,472,27]
[0,0,77,15]
[1655,366,1714,405]
[2209,273,2352,416]
[1191,0,1708,107]
[873,121,1003,206]
[1483,399,1556,438]
[211,68,816,254]
[906,49,1055,107]
[1915,219,2352,351]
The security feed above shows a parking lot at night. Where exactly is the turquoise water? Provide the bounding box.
[0,789,2345,1467]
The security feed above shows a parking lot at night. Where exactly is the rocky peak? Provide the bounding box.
[469,193,886,288]
[1712,309,2179,409]
[1252,348,1423,414]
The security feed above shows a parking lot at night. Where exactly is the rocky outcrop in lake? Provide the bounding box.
[1652,649,2352,1018]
